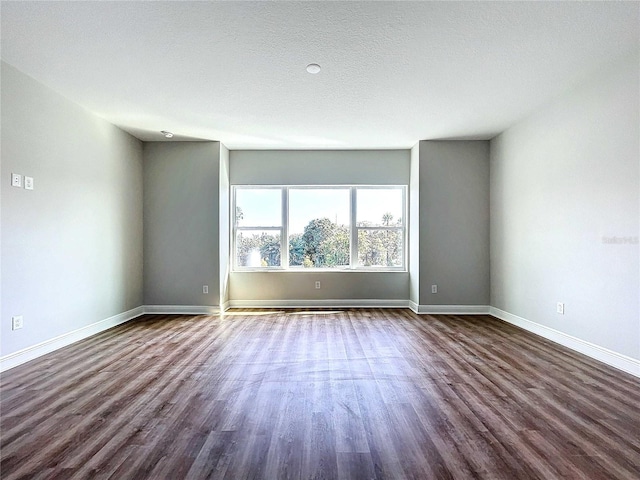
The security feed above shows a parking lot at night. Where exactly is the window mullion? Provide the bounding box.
[232,186,237,270]
[282,187,289,269]
[403,185,407,270]
[350,187,357,269]
[356,226,402,231]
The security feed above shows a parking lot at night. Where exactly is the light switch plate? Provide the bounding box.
[11,173,22,188]
[24,176,34,190]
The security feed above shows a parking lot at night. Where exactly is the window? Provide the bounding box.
[289,188,350,268]
[233,186,406,270]
[356,188,404,267]
[234,188,282,267]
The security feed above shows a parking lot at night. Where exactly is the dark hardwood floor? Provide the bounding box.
[1,309,639,479]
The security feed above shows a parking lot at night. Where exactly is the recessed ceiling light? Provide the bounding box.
[306,63,321,74]
[161,130,174,138]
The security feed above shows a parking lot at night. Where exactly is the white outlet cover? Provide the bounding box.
[24,176,34,190]
[557,303,565,314]
[11,173,22,187]
[12,315,23,330]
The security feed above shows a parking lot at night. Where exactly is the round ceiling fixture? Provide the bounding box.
[306,63,321,74]
[161,130,174,138]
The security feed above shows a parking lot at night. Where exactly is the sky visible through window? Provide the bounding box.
[289,189,349,234]
[236,187,403,232]
[356,189,403,226]
[235,189,282,226]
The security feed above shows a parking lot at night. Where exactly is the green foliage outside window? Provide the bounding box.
[236,213,402,268]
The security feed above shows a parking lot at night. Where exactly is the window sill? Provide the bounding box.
[232,269,407,273]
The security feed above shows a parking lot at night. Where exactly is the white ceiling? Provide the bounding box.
[1,1,638,149]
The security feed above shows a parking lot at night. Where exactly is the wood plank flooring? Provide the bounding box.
[1,308,639,479]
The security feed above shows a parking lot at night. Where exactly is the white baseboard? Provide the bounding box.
[411,304,491,315]
[489,307,640,378]
[7,303,635,379]
[143,305,220,315]
[0,306,145,372]
[0,304,222,372]
[228,299,410,309]
[228,300,489,314]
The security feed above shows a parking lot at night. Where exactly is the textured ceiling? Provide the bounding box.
[1,1,638,149]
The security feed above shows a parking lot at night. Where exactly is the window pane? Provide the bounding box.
[356,188,403,227]
[358,229,403,267]
[235,189,281,227]
[289,189,350,268]
[236,230,281,267]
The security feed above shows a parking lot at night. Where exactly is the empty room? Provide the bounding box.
[1,1,639,479]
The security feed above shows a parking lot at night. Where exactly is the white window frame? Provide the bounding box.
[233,186,284,270]
[353,186,406,269]
[232,185,407,271]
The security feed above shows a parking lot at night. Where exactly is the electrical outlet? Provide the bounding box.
[431,285,437,294]
[12,316,23,330]
[557,302,565,315]
[203,285,209,294]
[24,176,34,190]
[315,281,321,289]
[11,173,22,188]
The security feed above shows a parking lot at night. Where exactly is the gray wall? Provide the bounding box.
[231,272,408,303]
[229,149,410,303]
[1,61,143,356]
[418,141,490,305]
[143,142,221,307]
[230,150,409,185]
[491,51,639,359]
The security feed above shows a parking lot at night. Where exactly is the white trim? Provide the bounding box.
[0,305,224,372]
[143,305,220,315]
[489,307,640,378]
[228,299,409,309]
[220,300,231,313]
[0,306,145,372]
[225,302,490,314]
[8,303,634,380]
[350,186,357,267]
[233,185,407,272]
[412,305,491,315]
[282,187,289,269]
